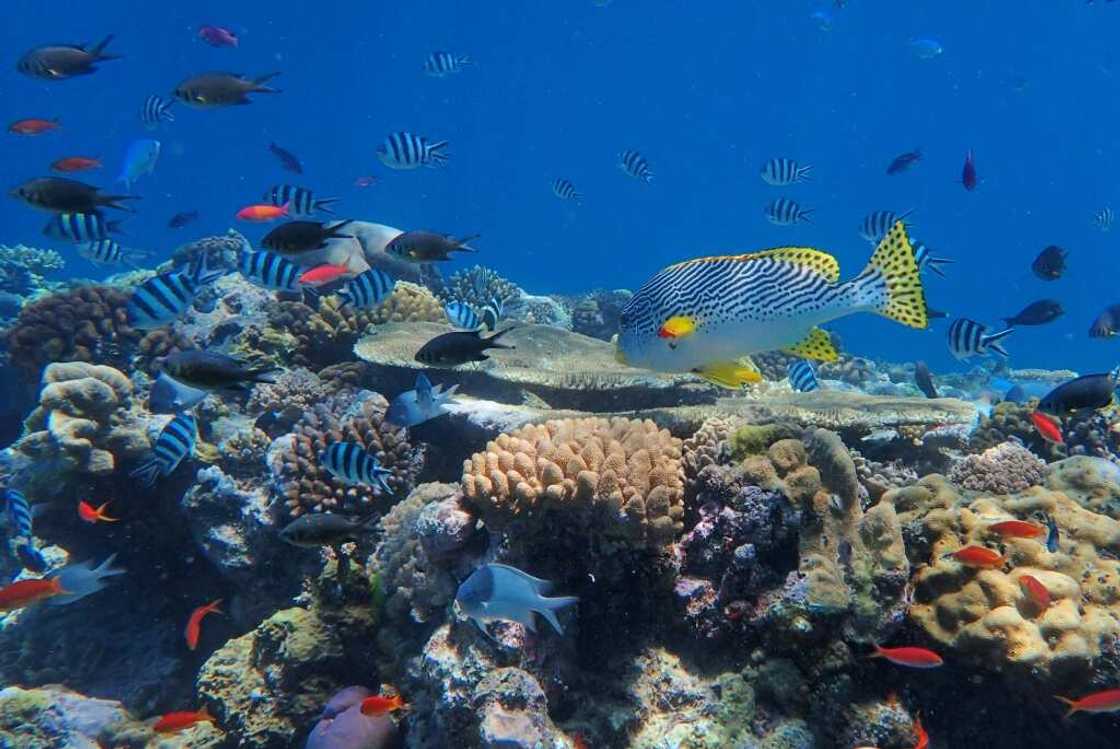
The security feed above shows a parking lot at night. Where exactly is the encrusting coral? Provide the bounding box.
[461,417,686,548]
[948,440,1048,494]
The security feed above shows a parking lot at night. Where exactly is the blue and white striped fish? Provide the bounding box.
[79,239,144,266]
[760,158,813,186]
[445,301,482,330]
[319,442,394,495]
[377,132,449,170]
[140,94,175,130]
[859,209,913,244]
[44,212,124,243]
[765,198,813,225]
[787,359,820,392]
[238,250,302,292]
[424,51,472,76]
[1094,206,1114,232]
[552,178,582,202]
[481,297,504,332]
[911,239,954,278]
[126,257,226,330]
[338,268,395,309]
[130,412,197,487]
[619,150,653,182]
[947,318,1013,360]
[616,221,928,388]
[2,489,35,540]
[262,184,339,217]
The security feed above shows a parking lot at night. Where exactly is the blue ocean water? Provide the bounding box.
[1,0,1119,374]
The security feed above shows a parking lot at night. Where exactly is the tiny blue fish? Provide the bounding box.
[424,51,472,77]
[444,301,482,330]
[140,94,175,130]
[910,38,944,60]
[386,373,459,428]
[911,239,954,278]
[117,139,160,190]
[787,359,820,392]
[44,212,124,243]
[1046,514,1060,553]
[456,563,579,635]
[127,256,225,330]
[338,269,395,309]
[130,412,197,486]
[619,149,653,182]
[319,442,394,495]
[377,132,449,170]
[238,250,302,292]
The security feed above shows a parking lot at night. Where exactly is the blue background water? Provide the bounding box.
[3,0,1119,375]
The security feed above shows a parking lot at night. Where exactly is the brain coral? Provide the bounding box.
[461,417,685,548]
[948,440,1047,494]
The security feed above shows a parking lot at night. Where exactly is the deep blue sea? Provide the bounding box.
[3,1,1120,373]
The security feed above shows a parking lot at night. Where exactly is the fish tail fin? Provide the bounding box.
[538,595,579,635]
[798,207,815,223]
[99,194,140,213]
[427,141,450,167]
[867,644,884,659]
[315,197,341,216]
[484,326,517,349]
[300,285,321,308]
[89,34,118,60]
[983,328,1015,357]
[49,554,125,606]
[853,220,928,330]
[251,72,282,93]
[1055,695,1077,719]
[129,459,162,487]
[247,365,281,384]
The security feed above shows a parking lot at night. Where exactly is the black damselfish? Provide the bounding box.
[1031,245,1066,280]
[1037,371,1119,415]
[415,328,515,367]
[1003,299,1063,327]
[262,220,353,254]
[162,351,278,391]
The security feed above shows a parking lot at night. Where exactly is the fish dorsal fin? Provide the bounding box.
[666,247,840,283]
[782,327,839,362]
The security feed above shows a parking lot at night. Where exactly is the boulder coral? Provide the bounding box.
[948,440,1048,494]
[461,417,686,548]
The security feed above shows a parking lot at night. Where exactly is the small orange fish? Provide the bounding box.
[152,706,216,733]
[913,713,929,749]
[658,315,696,339]
[572,733,589,749]
[0,578,62,611]
[1018,574,1051,610]
[299,263,350,286]
[185,599,223,651]
[987,519,1044,539]
[78,499,118,524]
[1030,411,1063,444]
[1056,688,1120,717]
[9,118,59,135]
[359,693,407,716]
[943,545,1005,568]
[869,644,944,669]
[51,156,102,172]
[235,202,289,222]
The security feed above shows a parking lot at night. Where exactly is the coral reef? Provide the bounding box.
[461,417,685,549]
[438,264,521,309]
[0,244,63,297]
[562,288,632,341]
[0,685,162,749]
[948,440,1048,494]
[271,390,424,517]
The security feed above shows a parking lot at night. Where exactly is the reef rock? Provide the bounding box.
[0,685,167,749]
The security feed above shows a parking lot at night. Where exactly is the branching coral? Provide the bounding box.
[0,244,63,296]
[461,417,686,548]
[438,265,521,309]
[948,440,1047,494]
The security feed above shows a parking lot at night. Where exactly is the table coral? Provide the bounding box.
[948,440,1048,494]
[461,417,686,548]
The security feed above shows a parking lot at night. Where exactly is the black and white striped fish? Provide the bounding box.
[760,158,813,186]
[262,185,339,217]
[319,442,394,494]
[619,150,653,182]
[1095,206,1114,232]
[2,489,35,540]
[859,209,913,244]
[481,297,504,331]
[238,249,302,292]
[787,359,820,392]
[911,239,954,278]
[552,178,582,202]
[338,268,395,309]
[947,318,1014,360]
[424,51,472,76]
[140,94,175,130]
[130,412,197,487]
[765,197,813,225]
[79,239,144,266]
[44,212,124,242]
[444,301,482,329]
[127,257,226,330]
[377,132,449,170]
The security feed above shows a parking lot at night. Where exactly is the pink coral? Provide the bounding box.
[948,441,1046,494]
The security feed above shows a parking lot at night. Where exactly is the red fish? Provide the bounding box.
[51,156,102,173]
[198,25,239,48]
[360,693,407,716]
[961,149,978,191]
[235,202,288,222]
[0,578,62,611]
[1018,574,1051,610]
[913,713,929,749]
[185,599,223,651]
[572,733,589,749]
[78,499,118,524]
[987,519,1044,539]
[1056,688,1120,717]
[9,118,59,135]
[943,545,1004,568]
[1030,411,1063,444]
[153,706,216,733]
[299,264,350,286]
[869,644,944,669]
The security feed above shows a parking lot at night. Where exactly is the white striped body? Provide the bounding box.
[445,301,482,330]
[760,158,812,186]
[860,209,911,244]
[947,318,1012,360]
[238,250,302,291]
[263,184,337,217]
[552,178,581,201]
[619,150,653,182]
[787,359,820,391]
[424,51,471,76]
[377,132,449,170]
[1095,207,1114,232]
[765,198,812,225]
[141,94,175,130]
[130,412,197,486]
[338,269,395,309]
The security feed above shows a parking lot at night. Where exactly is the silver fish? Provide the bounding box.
[455,562,579,634]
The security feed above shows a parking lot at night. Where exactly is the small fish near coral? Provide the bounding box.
[386,373,459,427]
[185,599,222,650]
[77,499,117,523]
[279,513,377,548]
[455,563,579,635]
[868,644,944,669]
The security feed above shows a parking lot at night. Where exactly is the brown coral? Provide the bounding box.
[948,441,1047,494]
[274,391,424,517]
[461,417,685,548]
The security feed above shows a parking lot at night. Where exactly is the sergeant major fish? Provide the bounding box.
[319,442,394,495]
[860,209,913,244]
[130,412,197,487]
[140,94,175,130]
[79,239,146,266]
[1095,207,1114,232]
[946,318,1013,360]
[238,249,303,292]
[911,239,953,277]
[787,359,819,392]
[424,51,473,76]
[765,197,812,225]
[126,256,225,329]
[455,563,579,635]
[44,212,125,243]
[444,301,483,330]
[263,184,337,216]
[377,132,448,169]
[619,149,653,182]
[386,373,459,428]
[337,269,395,309]
[760,158,812,186]
[552,178,582,202]
[615,221,928,388]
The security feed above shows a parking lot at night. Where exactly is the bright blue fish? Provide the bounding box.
[319,442,394,494]
[48,554,125,606]
[130,412,197,486]
[456,563,579,635]
[386,373,459,427]
[338,269,395,309]
[117,139,160,190]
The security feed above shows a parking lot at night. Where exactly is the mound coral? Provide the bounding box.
[948,440,1047,494]
[272,391,424,517]
[461,417,685,548]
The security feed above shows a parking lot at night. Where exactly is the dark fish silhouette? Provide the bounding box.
[279,514,375,548]
[1031,245,1066,280]
[268,142,303,174]
[1090,304,1120,338]
[17,36,119,80]
[415,328,514,367]
[886,148,922,175]
[386,231,479,263]
[1038,371,1119,415]
[961,149,978,191]
[162,351,278,391]
[173,72,281,107]
[914,361,938,399]
[261,220,353,254]
[1003,299,1064,327]
[168,210,199,229]
[10,177,136,214]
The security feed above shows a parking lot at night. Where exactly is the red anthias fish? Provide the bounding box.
[1018,574,1051,610]
[1030,411,1063,444]
[299,263,350,286]
[9,118,60,135]
[913,713,929,749]
[78,499,117,523]
[360,693,407,716]
[153,706,216,733]
[1056,688,1120,717]
[961,149,978,191]
[236,202,288,222]
[198,25,239,48]
[987,519,1045,539]
[869,644,944,669]
[943,545,1005,568]
[185,599,223,650]
[51,156,102,173]
[0,577,62,611]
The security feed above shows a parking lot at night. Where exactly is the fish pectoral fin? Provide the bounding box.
[782,328,838,362]
[693,357,762,389]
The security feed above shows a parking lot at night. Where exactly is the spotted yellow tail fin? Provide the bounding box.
[860,221,928,329]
